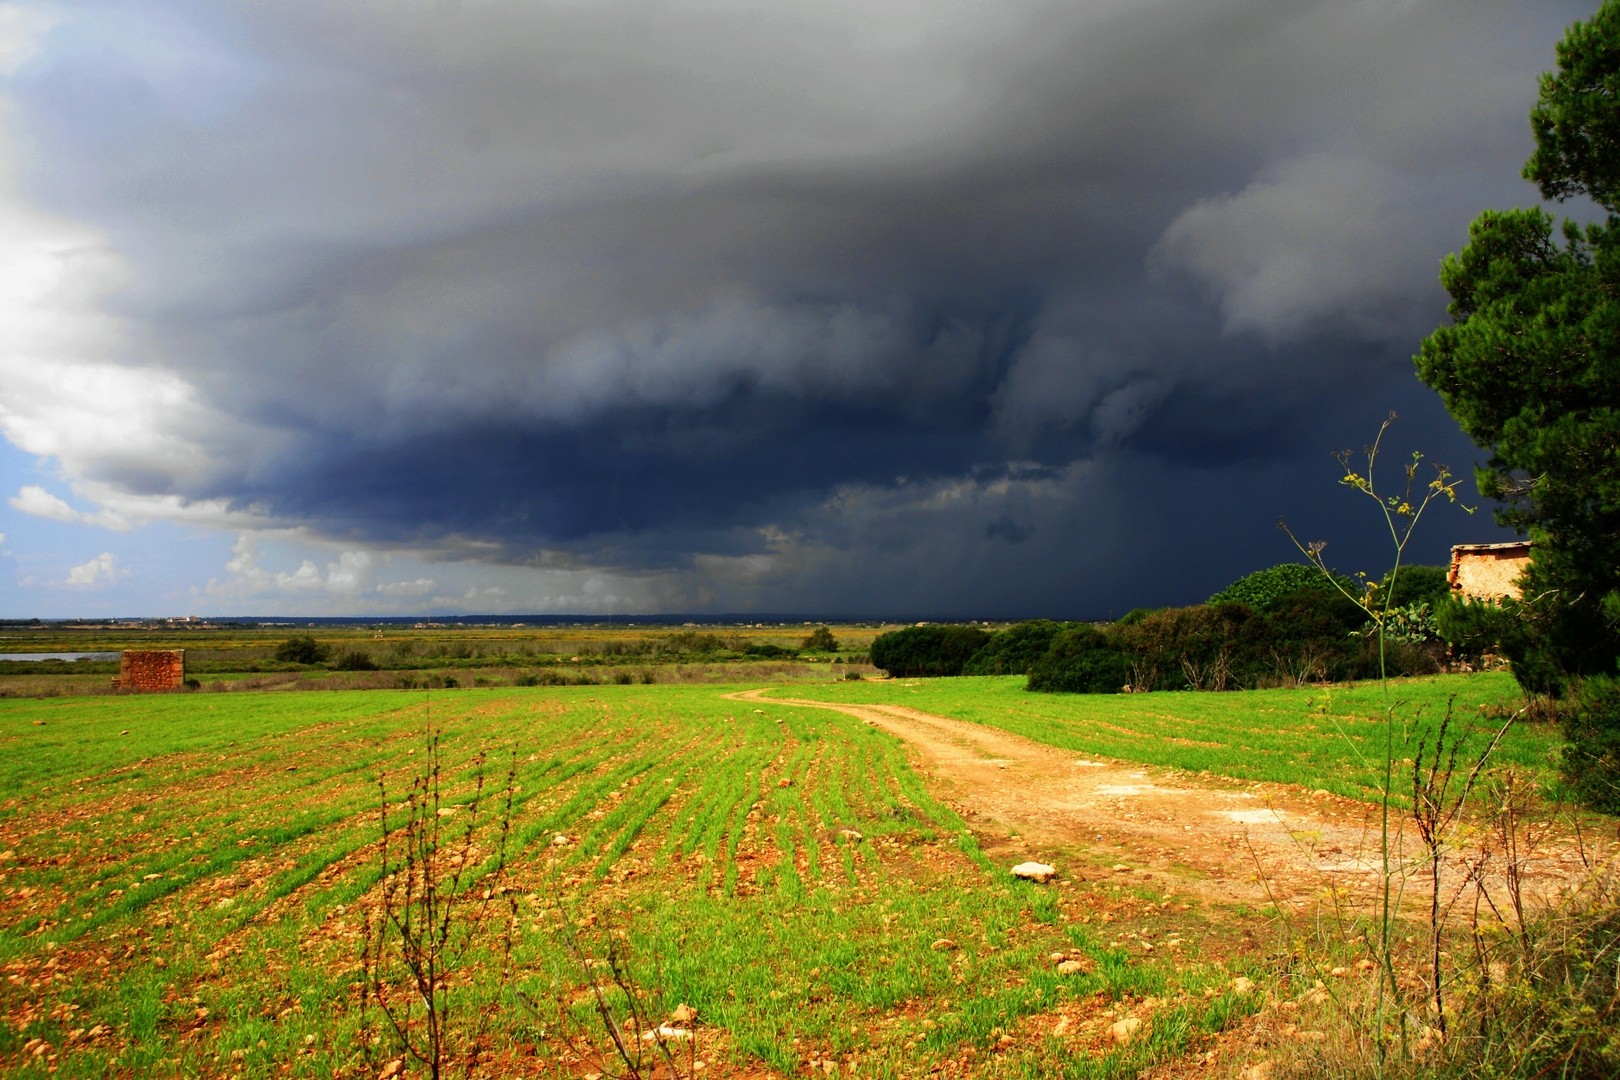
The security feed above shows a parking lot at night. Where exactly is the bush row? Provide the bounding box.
[868,563,1462,693]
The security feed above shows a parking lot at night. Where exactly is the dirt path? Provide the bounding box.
[730,688,1598,915]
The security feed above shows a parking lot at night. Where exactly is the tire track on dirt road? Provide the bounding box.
[728,688,1599,915]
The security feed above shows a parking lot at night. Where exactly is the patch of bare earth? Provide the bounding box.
[737,691,1595,920]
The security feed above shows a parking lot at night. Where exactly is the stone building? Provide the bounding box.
[1448,542,1532,602]
[112,649,186,692]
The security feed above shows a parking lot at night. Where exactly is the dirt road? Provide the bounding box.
[732,689,1596,914]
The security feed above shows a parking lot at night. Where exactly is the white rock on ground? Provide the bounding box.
[1110,1018,1142,1044]
[1010,862,1057,883]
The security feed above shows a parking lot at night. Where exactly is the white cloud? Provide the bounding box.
[280,560,324,590]
[324,550,374,595]
[65,551,115,586]
[377,578,436,597]
[0,5,58,75]
[9,484,130,530]
[216,535,376,595]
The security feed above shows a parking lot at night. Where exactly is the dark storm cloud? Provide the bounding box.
[0,0,1592,612]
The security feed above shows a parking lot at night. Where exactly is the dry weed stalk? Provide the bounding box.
[511,905,695,1080]
[360,694,518,1080]
[1408,698,1513,1034]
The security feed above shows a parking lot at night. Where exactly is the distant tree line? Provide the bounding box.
[868,563,1459,692]
[255,627,855,674]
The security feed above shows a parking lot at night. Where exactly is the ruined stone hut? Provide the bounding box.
[1448,542,1532,602]
[113,650,186,692]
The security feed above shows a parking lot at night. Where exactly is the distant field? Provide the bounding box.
[768,673,1560,805]
[0,624,894,698]
[0,685,1254,1079]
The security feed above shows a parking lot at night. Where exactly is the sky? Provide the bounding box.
[0,0,1594,619]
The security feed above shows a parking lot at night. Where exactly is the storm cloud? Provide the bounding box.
[0,0,1583,615]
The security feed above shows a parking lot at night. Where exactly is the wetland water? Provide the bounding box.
[0,652,118,662]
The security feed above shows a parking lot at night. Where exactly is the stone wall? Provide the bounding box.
[1449,543,1532,602]
[113,650,186,692]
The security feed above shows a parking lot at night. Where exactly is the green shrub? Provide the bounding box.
[333,650,378,671]
[663,631,725,654]
[1560,676,1620,813]
[1377,564,1452,609]
[273,635,330,665]
[801,626,839,652]
[1208,563,1347,608]
[744,643,798,659]
[963,620,1065,675]
[868,625,991,677]
[1110,592,1383,692]
[1026,626,1133,693]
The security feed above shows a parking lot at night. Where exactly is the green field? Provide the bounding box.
[768,673,1560,805]
[0,684,1260,1079]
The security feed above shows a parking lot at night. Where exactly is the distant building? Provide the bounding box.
[1449,542,1533,602]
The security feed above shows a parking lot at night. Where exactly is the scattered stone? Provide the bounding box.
[377,1059,404,1080]
[1356,958,1376,971]
[1330,966,1348,978]
[778,778,791,788]
[552,834,571,846]
[669,1003,699,1024]
[1241,1063,1272,1080]
[1112,864,1131,873]
[31,721,44,726]
[642,1025,693,1042]
[838,829,863,841]
[1011,862,1057,883]
[436,807,457,816]
[931,938,957,952]
[1230,977,1256,997]
[753,709,764,714]
[1056,960,1086,975]
[1109,1018,1142,1044]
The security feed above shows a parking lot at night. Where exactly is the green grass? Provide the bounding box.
[0,685,1249,1078]
[764,673,1562,804]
